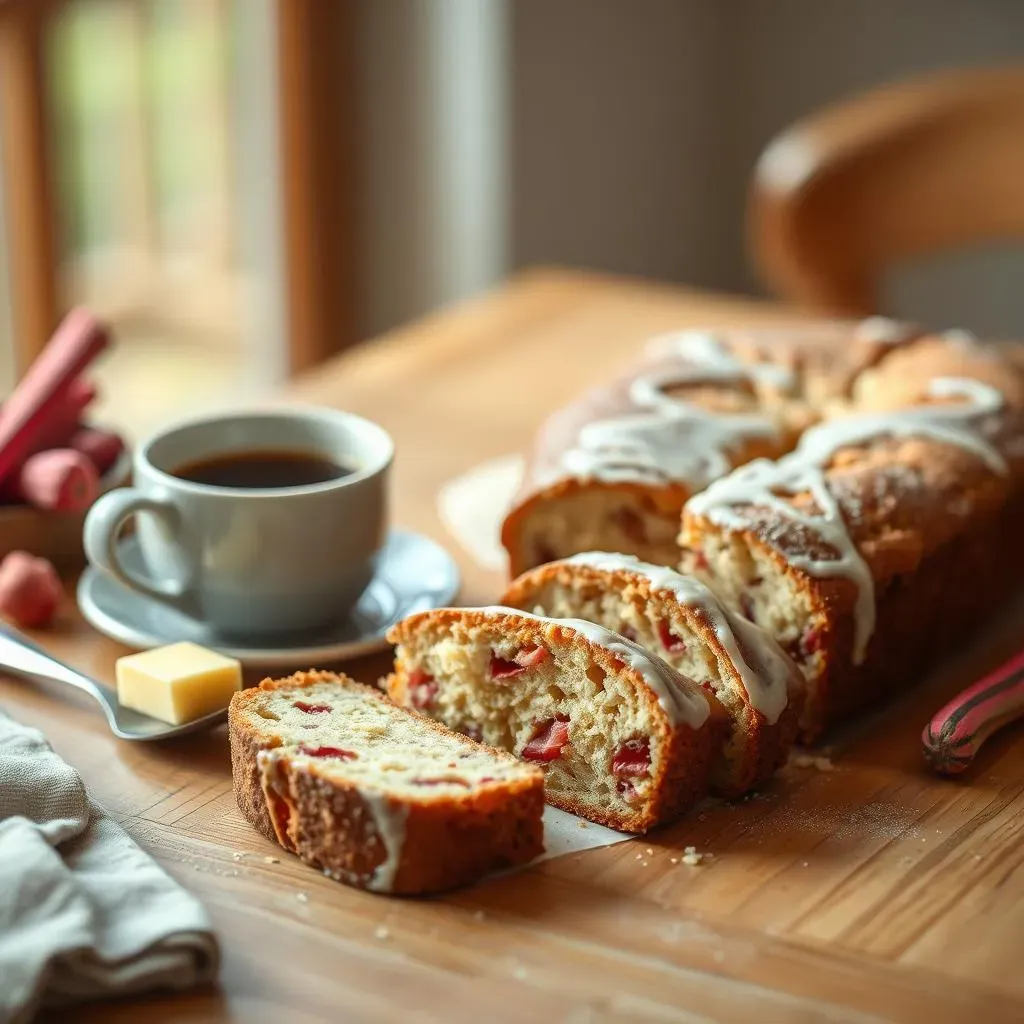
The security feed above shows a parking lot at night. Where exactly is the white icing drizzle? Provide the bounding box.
[642,330,797,391]
[561,551,794,724]
[555,331,791,491]
[476,605,711,730]
[687,377,1007,663]
[359,790,409,893]
[852,316,916,346]
[941,328,980,349]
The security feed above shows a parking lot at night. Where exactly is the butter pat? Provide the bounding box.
[116,642,242,724]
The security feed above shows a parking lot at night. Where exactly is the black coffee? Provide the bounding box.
[172,449,352,489]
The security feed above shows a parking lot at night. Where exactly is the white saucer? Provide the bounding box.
[77,529,460,667]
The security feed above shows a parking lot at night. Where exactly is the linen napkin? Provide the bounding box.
[0,709,219,1024]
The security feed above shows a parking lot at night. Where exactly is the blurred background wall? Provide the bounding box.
[508,0,1024,337]
[3,0,1024,435]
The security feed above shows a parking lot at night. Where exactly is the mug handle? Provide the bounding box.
[83,487,197,615]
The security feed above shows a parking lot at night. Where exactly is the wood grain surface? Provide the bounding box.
[4,270,1022,1023]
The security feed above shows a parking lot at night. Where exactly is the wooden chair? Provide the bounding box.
[748,67,1024,316]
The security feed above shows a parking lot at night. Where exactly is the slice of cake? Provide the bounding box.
[229,671,545,895]
[500,552,804,797]
[386,608,727,833]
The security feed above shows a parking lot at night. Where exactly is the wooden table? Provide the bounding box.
[7,270,1024,1022]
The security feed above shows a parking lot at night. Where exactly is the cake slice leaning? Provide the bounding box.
[386,608,727,833]
[500,553,804,798]
[229,671,545,895]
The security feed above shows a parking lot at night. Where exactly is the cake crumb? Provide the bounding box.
[646,847,654,855]
[375,926,390,941]
[264,856,279,864]
[296,891,309,903]
[790,753,834,772]
[681,846,705,867]
[670,857,679,864]
[232,852,245,861]
[577,821,588,829]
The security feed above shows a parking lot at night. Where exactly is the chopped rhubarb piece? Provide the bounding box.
[490,645,550,680]
[521,716,571,762]
[801,627,824,656]
[490,653,523,679]
[656,619,686,653]
[293,700,331,714]
[408,667,438,709]
[611,737,651,777]
[461,724,483,742]
[739,594,756,622]
[694,551,709,571]
[298,745,357,760]
[516,644,550,669]
[611,506,648,544]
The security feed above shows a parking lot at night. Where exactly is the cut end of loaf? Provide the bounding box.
[502,480,685,576]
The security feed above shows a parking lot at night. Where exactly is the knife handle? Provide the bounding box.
[923,647,1024,774]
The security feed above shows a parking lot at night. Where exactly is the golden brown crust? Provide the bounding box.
[262,745,545,895]
[680,333,1024,741]
[386,607,727,833]
[500,560,803,797]
[228,671,545,894]
[686,497,1024,743]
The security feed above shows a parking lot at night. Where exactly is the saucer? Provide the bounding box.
[77,529,461,667]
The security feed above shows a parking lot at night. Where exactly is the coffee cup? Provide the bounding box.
[83,407,393,636]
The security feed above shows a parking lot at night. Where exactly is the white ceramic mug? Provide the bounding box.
[83,407,393,636]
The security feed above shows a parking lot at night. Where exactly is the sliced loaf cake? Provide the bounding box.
[229,671,545,894]
[500,552,804,796]
[386,608,726,833]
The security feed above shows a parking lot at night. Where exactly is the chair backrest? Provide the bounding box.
[749,67,1024,316]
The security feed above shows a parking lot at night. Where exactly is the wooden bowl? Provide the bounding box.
[0,446,132,573]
